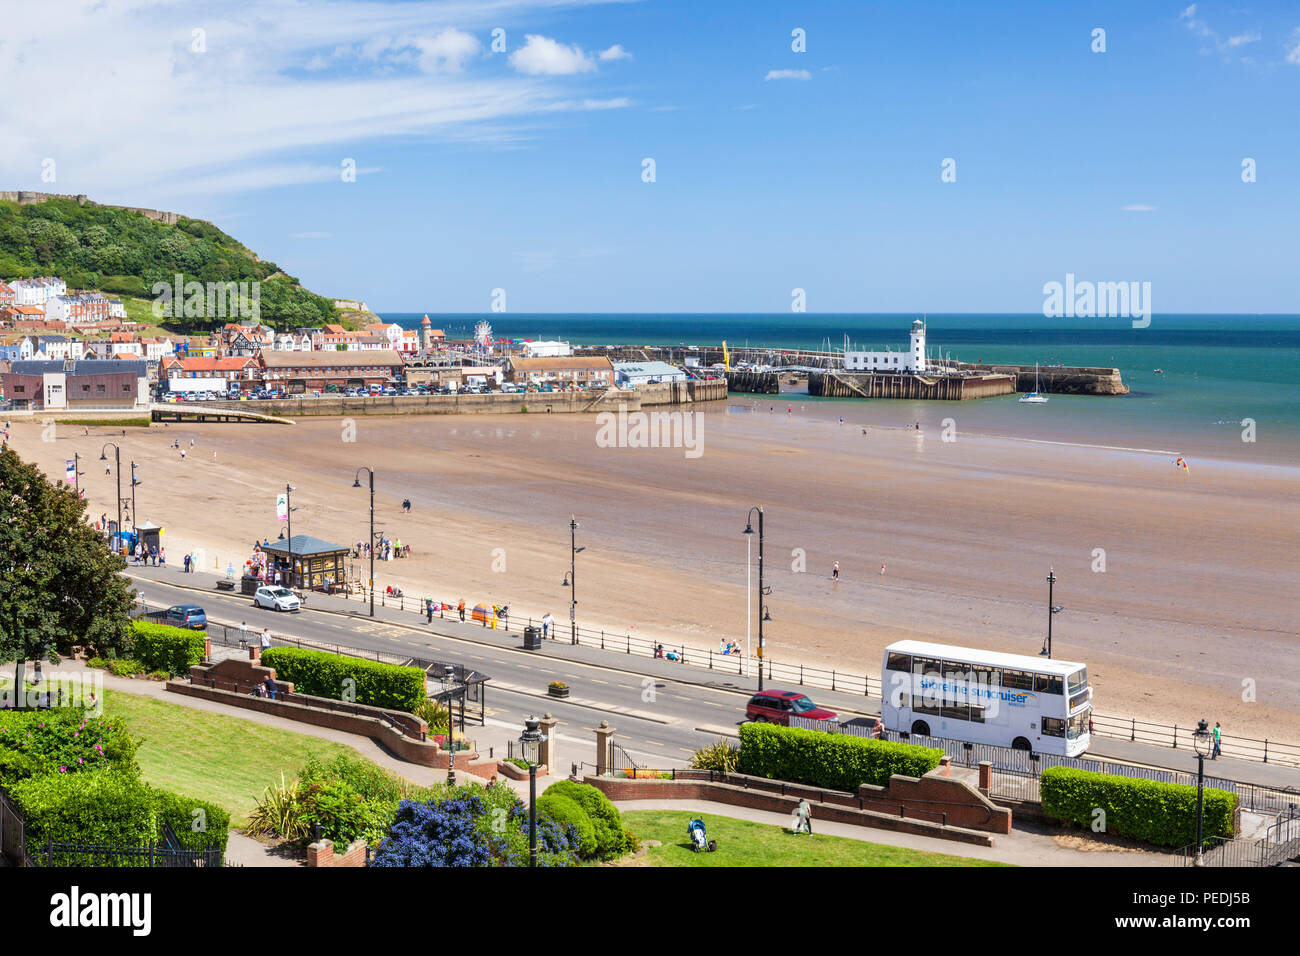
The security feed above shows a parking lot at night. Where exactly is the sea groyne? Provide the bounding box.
[956,364,1129,396]
[808,371,1016,400]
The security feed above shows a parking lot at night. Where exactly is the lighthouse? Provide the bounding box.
[420,314,433,352]
[910,318,926,372]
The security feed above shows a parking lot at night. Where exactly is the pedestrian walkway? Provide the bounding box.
[610,799,1177,867]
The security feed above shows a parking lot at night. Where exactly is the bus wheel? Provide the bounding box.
[1012,737,1032,752]
[911,720,930,736]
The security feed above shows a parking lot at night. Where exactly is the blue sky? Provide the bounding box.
[3,0,1299,312]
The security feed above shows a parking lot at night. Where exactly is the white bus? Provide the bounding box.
[880,640,1092,756]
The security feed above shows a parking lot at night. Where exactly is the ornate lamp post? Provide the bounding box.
[743,507,769,689]
[443,664,458,786]
[560,516,585,645]
[352,467,377,616]
[1192,718,1211,866]
[518,715,547,867]
[1040,567,1063,658]
[99,442,122,554]
[130,461,140,541]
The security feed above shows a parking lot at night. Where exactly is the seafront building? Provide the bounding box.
[2,359,149,410]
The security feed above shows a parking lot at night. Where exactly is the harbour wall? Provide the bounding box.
[956,364,1129,395]
[199,379,725,418]
[808,371,1017,401]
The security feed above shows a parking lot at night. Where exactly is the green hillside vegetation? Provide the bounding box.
[0,197,337,331]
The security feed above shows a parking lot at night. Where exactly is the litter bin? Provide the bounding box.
[523,625,542,650]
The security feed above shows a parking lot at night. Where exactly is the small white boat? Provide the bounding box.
[1019,363,1049,403]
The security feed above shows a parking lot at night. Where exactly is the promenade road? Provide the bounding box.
[128,565,1300,794]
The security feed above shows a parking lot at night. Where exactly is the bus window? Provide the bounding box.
[1002,669,1034,691]
[1035,673,1064,695]
[1042,717,1065,737]
[1067,713,1088,739]
[969,705,986,724]
[886,652,911,672]
[941,703,970,721]
[1067,669,1088,696]
[913,657,941,677]
[970,665,998,689]
[943,660,971,682]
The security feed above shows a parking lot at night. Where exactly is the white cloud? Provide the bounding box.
[764,69,811,81]
[1121,204,1157,212]
[1287,28,1300,64]
[1178,6,1266,59]
[1225,31,1260,47]
[413,28,482,73]
[0,1,630,201]
[509,35,597,75]
[599,44,631,61]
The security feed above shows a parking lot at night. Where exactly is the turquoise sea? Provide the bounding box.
[381,313,1300,464]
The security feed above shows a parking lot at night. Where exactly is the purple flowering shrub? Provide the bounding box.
[0,709,138,785]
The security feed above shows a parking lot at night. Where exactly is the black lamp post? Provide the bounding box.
[443,664,457,786]
[743,507,769,689]
[352,467,377,617]
[129,461,140,542]
[1040,568,1063,658]
[518,715,546,867]
[1192,718,1211,866]
[561,516,585,645]
[284,483,295,589]
[100,442,122,554]
[72,452,83,495]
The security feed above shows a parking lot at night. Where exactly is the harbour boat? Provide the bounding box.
[1019,363,1049,404]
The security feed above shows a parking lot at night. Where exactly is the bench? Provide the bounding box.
[216,579,235,591]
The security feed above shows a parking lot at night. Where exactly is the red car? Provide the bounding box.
[746,689,838,725]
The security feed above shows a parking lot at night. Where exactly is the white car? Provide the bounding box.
[253,586,301,612]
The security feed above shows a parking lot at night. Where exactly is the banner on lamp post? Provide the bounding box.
[276,493,288,522]
[65,460,76,484]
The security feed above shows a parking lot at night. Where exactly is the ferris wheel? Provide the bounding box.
[473,320,493,351]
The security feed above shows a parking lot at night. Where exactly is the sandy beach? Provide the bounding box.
[11,398,1300,743]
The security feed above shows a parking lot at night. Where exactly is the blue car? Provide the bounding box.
[163,604,207,630]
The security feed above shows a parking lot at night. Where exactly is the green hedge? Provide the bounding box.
[0,709,139,786]
[1040,767,1237,848]
[131,621,207,675]
[536,792,597,857]
[736,723,945,791]
[11,772,230,858]
[260,647,426,712]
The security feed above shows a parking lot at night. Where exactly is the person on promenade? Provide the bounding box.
[1212,722,1222,760]
[542,612,553,639]
[260,628,272,653]
[183,554,190,573]
[426,599,434,624]
[158,547,165,567]
[238,621,249,648]
[457,599,466,622]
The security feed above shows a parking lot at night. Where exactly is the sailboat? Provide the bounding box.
[1019,363,1049,404]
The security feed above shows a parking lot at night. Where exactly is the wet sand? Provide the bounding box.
[12,398,1300,742]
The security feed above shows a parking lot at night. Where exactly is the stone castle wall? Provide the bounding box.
[0,191,181,226]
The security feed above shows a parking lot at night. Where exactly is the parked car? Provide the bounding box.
[253,586,301,612]
[163,604,207,630]
[745,689,838,725]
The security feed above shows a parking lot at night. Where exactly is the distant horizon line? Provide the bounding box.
[372,311,1299,317]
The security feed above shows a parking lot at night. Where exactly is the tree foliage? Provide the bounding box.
[0,198,336,331]
[0,447,135,670]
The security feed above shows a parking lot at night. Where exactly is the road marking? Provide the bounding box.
[678,748,695,755]
[670,695,691,701]
[589,678,608,685]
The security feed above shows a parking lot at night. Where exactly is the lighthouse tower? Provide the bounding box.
[420,314,433,352]
[909,318,927,372]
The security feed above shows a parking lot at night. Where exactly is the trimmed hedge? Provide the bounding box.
[131,621,207,675]
[541,780,636,858]
[0,709,139,785]
[736,722,944,791]
[1040,767,1237,848]
[11,772,230,856]
[536,792,596,857]
[260,647,426,712]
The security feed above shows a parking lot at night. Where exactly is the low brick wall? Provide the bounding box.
[167,679,476,770]
[307,839,367,868]
[587,769,1010,846]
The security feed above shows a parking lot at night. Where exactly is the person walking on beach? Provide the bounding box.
[1212,721,1222,760]
[457,599,466,622]
[832,562,840,581]
[880,563,886,576]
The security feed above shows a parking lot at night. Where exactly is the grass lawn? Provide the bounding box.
[104,688,366,827]
[619,810,1010,867]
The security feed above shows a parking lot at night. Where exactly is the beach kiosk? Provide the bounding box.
[259,534,351,592]
[134,521,163,555]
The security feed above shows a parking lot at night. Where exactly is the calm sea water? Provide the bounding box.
[381,313,1300,463]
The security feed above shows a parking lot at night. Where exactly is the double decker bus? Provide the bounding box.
[880,640,1092,756]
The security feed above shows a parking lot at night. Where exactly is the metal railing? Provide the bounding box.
[1181,817,1300,868]
[327,584,1300,772]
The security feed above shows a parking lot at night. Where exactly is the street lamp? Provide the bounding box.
[1040,568,1062,658]
[443,664,457,787]
[561,516,585,645]
[129,461,140,541]
[352,467,377,617]
[744,507,770,690]
[283,483,296,589]
[100,442,122,555]
[1192,718,1211,866]
[517,715,547,867]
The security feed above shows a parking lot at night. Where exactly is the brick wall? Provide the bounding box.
[586,769,1010,845]
[306,839,367,867]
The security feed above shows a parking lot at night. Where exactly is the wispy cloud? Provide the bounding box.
[0,1,631,202]
[509,34,598,75]
[1287,28,1300,64]
[1179,4,1264,61]
[599,44,632,61]
[764,69,811,81]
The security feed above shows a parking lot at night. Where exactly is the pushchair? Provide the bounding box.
[686,817,717,853]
